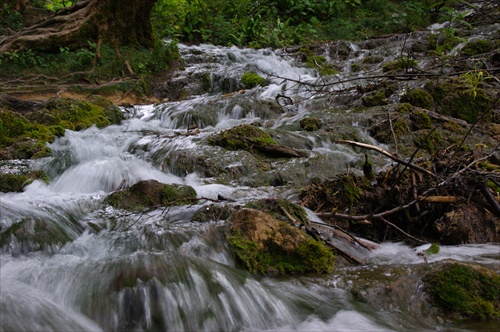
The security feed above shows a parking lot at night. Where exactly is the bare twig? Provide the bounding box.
[335,139,435,177]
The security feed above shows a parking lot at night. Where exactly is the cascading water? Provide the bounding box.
[1,42,499,331]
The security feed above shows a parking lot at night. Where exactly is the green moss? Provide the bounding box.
[208,124,276,151]
[299,117,321,131]
[397,103,413,114]
[1,98,124,160]
[228,209,334,276]
[0,217,76,253]
[106,180,197,211]
[425,243,440,255]
[382,58,418,73]
[362,90,388,107]
[410,110,432,130]
[401,88,434,109]
[245,198,309,226]
[414,130,443,154]
[340,175,362,207]
[160,184,197,205]
[241,72,265,89]
[461,39,493,56]
[361,55,384,65]
[424,262,500,320]
[371,115,410,144]
[487,180,500,194]
[0,170,49,192]
[441,89,492,123]
[351,63,361,72]
[46,98,111,130]
[425,79,492,123]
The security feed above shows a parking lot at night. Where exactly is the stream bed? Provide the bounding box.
[1,40,499,331]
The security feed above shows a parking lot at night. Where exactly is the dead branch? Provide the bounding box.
[479,179,500,218]
[335,139,435,177]
[378,217,426,245]
[418,196,460,203]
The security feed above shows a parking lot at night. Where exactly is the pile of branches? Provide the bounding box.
[300,136,500,245]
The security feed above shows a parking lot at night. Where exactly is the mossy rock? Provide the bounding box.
[424,79,493,123]
[362,90,388,107]
[440,89,492,123]
[192,204,235,222]
[45,98,118,130]
[0,169,49,192]
[423,260,500,320]
[244,198,309,226]
[382,59,418,73]
[414,130,443,154]
[0,97,123,160]
[461,39,493,56]
[227,208,334,276]
[106,179,197,211]
[0,217,80,254]
[370,116,410,144]
[410,110,432,130]
[0,138,52,160]
[240,72,266,89]
[208,124,307,158]
[401,88,434,110]
[299,117,321,131]
[361,55,384,65]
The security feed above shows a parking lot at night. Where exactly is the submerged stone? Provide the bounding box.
[227,208,334,276]
[106,180,197,211]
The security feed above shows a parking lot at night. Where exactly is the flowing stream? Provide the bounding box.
[1,41,499,331]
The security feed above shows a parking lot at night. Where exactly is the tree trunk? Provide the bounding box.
[0,0,158,53]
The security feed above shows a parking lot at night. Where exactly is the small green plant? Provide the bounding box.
[425,242,440,255]
[461,69,491,98]
[429,0,472,56]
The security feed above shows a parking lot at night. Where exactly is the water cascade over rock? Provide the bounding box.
[1,5,500,329]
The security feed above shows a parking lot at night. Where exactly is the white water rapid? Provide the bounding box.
[1,43,499,331]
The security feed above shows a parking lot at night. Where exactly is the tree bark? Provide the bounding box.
[0,0,158,53]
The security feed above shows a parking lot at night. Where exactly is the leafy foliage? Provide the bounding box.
[151,0,437,47]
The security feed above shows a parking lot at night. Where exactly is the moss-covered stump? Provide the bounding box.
[423,260,500,320]
[106,180,197,211]
[208,124,307,158]
[227,208,334,276]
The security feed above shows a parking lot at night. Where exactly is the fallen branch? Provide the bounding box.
[377,217,427,245]
[418,196,460,203]
[335,139,435,177]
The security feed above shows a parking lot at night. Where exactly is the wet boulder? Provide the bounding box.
[423,260,500,320]
[227,207,334,276]
[208,124,307,158]
[0,161,49,192]
[106,180,197,211]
